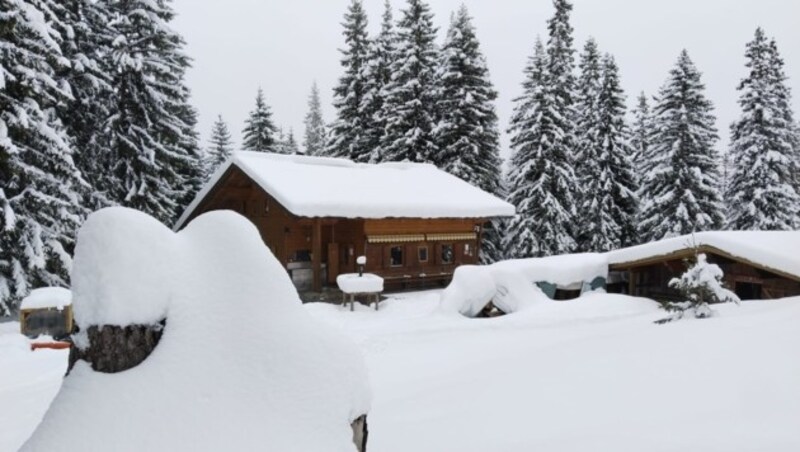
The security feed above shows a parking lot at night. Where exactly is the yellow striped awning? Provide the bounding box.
[426,232,477,241]
[367,234,425,244]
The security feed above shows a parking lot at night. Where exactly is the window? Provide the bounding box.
[418,246,429,263]
[390,246,404,267]
[463,243,473,257]
[441,244,454,264]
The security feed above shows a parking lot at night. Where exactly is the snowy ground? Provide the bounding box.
[3,292,800,451]
[0,323,67,452]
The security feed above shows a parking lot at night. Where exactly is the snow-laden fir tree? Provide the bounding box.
[359,0,396,162]
[504,0,580,258]
[574,38,602,170]
[326,0,371,161]
[377,0,439,164]
[661,252,739,322]
[0,0,87,315]
[242,87,278,153]
[205,115,234,177]
[101,0,202,225]
[433,5,504,262]
[545,0,579,165]
[505,38,578,257]
[285,129,300,155]
[303,82,326,156]
[576,55,638,251]
[572,36,601,222]
[630,92,652,177]
[53,0,114,211]
[726,29,799,230]
[638,50,724,242]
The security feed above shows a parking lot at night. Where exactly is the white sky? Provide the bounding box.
[172,0,800,158]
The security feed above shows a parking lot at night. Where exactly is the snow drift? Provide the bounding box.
[22,207,370,452]
[440,254,609,316]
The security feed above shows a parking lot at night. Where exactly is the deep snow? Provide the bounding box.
[20,208,370,452]
[3,292,800,451]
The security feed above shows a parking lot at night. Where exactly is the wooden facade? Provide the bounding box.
[179,166,484,292]
[609,245,800,301]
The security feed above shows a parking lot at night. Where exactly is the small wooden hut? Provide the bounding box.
[607,231,800,300]
[175,152,514,292]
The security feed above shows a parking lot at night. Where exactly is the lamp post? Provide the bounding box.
[356,256,366,277]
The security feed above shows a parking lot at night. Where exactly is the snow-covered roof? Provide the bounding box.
[176,152,515,228]
[20,287,72,310]
[607,231,800,281]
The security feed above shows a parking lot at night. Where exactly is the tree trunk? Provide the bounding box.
[68,322,165,374]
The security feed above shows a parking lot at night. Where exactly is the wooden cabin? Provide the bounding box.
[607,232,800,301]
[175,152,514,292]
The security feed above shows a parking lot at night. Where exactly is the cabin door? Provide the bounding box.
[327,243,339,284]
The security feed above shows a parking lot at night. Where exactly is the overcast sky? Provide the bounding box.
[172,0,800,158]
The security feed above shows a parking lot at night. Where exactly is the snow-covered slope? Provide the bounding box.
[21,207,370,452]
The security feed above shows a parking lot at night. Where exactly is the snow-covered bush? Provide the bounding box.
[659,253,740,323]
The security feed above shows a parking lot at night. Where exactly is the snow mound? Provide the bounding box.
[71,208,175,328]
[337,273,384,294]
[491,253,608,289]
[20,287,71,310]
[23,207,370,452]
[439,266,497,316]
[490,267,550,313]
[440,254,609,316]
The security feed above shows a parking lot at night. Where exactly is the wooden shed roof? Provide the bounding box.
[176,152,514,228]
[607,231,800,282]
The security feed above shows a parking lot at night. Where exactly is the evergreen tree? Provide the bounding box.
[630,92,653,175]
[574,38,602,168]
[577,55,638,251]
[53,0,114,211]
[573,37,601,218]
[273,127,299,155]
[303,82,326,156]
[545,0,579,164]
[360,0,396,162]
[101,0,202,225]
[0,0,86,315]
[377,0,439,164]
[726,29,799,230]
[205,115,234,176]
[242,87,278,152]
[639,50,724,241]
[326,0,371,161]
[433,5,504,262]
[505,38,577,257]
[285,128,299,155]
[660,252,739,323]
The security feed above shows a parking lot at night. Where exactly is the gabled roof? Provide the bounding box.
[176,152,515,228]
[607,231,800,282]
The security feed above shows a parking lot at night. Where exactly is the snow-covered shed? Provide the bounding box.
[607,231,800,300]
[176,152,514,291]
